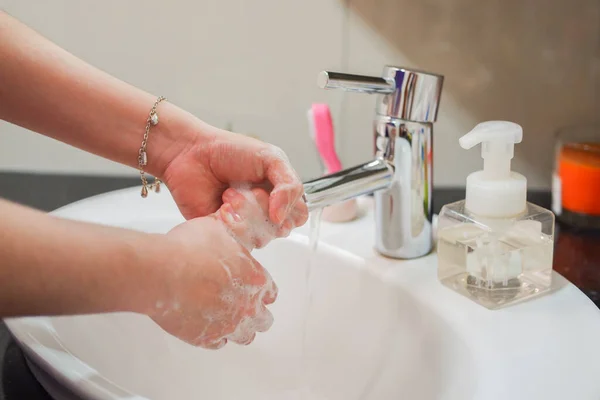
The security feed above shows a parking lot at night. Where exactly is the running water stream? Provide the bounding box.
[300,209,324,398]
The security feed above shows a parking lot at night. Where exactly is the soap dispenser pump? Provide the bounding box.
[437,121,555,310]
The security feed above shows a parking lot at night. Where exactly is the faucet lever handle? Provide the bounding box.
[317,71,395,94]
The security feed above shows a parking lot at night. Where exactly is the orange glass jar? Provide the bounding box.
[552,124,600,230]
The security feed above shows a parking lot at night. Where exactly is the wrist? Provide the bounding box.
[120,232,175,316]
[144,101,210,180]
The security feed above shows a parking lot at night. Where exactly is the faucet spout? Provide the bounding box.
[302,158,394,211]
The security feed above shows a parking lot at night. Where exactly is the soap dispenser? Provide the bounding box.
[437,121,555,309]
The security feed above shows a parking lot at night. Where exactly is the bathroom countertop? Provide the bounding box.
[0,172,599,400]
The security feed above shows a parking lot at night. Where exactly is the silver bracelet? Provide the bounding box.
[138,96,167,198]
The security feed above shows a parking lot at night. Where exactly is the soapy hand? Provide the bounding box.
[162,128,308,226]
[150,185,301,349]
[148,125,309,349]
[151,215,277,349]
[216,185,307,250]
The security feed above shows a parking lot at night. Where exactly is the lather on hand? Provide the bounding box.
[151,186,305,349]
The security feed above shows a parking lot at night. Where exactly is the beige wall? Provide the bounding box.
[1,0,598,188]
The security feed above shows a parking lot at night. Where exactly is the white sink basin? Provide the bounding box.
[6,188,600,400]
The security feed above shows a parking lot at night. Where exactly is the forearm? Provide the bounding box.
[0,198,164,317]
[0,11,206,178]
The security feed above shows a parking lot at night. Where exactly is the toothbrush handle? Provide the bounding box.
[318,71,395,94]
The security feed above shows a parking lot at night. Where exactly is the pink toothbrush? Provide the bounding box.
[307,103,358,222]
[307,103,342,174]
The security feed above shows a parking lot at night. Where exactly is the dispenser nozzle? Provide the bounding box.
[459,121,527,217]
[459,121,522,149]
[459,121,523,180]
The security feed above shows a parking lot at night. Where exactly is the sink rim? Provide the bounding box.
[5,186,600,400]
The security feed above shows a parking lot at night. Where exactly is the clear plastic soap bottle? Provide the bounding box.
[437,121,555,309]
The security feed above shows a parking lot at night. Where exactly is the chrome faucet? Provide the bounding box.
[303,66,444,259]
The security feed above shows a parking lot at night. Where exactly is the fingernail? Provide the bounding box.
[241,334,256,346]
[221,204,242,223]
[211,338,227,349]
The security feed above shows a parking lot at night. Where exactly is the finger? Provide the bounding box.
[256,262,278,305]
[222,188,246,209]
[217,203,242,225]
[269,183,304,225]
[260,148,304,225]
[240,255,270,286]
[227,308,272,344]
[250,187,271,216]
[292,199,309,228]
[200,338,228,350]
[219,191,257,250]
[223,187,278,249]
[241,258,278,305]
[248,188,275,248]
[207,138,302,224]
[262,273,278,305]
[216,203,253,250]
[253,306,274,333]
[207,135,281,191]
[226,316,256,345]
[206,135,266,184]
[276,202,307,236]
[275,199,308,238]
[238,332,256,346]
[276,219,293,238]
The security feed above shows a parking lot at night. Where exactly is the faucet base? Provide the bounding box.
[372,118,434,260]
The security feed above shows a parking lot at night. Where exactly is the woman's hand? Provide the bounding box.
[0,188,286,349]
[161,125,308,227]
[149,185,298,349]
[217,186,307,250]
[151,215,277,349]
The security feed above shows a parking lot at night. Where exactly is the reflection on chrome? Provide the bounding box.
[303,66,443,259]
